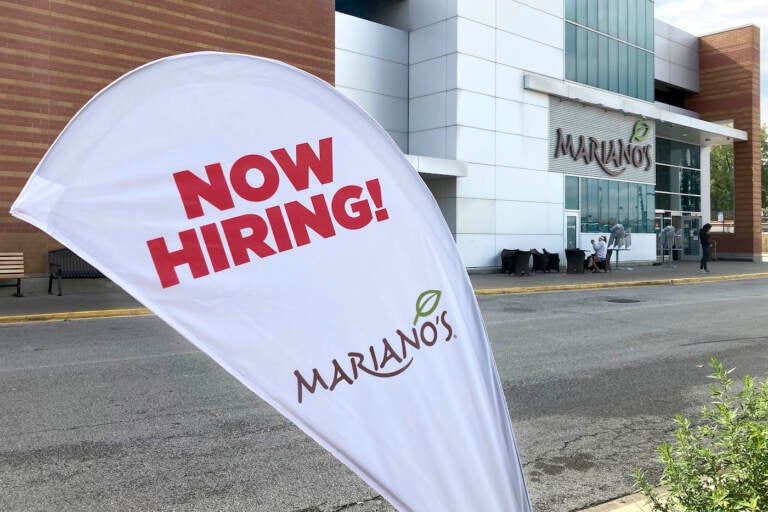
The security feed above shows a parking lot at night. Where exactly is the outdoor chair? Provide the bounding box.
[514,250,532,276]
[565,248,586,273]
[542,249,561,272]
[500,249,517,275]
[530,249,548,273]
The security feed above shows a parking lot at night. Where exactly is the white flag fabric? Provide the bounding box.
[11,52,531,511]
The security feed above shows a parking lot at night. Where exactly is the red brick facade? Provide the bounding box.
[0,0,335,273]
[685,25,762,260]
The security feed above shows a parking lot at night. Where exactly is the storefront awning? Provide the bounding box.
[524,72,748,146]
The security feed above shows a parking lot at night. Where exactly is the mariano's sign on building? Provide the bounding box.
[549,98,655,184]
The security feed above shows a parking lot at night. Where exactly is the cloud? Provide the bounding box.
[655,0,767,126]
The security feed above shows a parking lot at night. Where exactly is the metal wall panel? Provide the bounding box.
[549,98,656,184]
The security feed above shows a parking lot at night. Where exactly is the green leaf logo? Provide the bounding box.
[413,290,441,325]
[630,120,651,143]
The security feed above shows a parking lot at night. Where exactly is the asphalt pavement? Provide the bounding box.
[2,259,767,322]
[2,259,767,511]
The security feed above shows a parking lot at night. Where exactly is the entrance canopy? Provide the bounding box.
[524,72,747,147]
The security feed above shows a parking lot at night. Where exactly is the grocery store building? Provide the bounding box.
[0,1,763,273]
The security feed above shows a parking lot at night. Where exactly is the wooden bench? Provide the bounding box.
[48,248,105,296]
[0,252,26,297]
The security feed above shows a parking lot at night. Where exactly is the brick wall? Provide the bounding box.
[0,0,334,273]
[685,25,761,260]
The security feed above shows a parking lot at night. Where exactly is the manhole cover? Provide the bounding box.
[605,298,642,304]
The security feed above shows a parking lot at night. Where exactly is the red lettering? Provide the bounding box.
[173,164,235,220]
[265,205,293,252]
[199,223,230,272]
[284,193,336,246]
[220,214,276,265]
[229,154,280,203]
[271,137,334,191]
[331,185,373,230]
[146,229,209,288]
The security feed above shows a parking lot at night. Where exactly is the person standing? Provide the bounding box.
[699,223,712,273]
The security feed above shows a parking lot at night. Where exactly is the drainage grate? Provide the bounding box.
[605,298,643,304]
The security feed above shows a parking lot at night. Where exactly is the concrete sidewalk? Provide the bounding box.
[1,260,767,324]
[469,259,768,294]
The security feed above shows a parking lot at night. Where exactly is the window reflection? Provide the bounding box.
[571,176,655,233]
[564,0,654,101]
[653,138,702,215]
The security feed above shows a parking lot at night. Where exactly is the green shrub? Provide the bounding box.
[634,357,768,511]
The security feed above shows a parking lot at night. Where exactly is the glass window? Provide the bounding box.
[581,178,589,231]
[608,39,619,92]
[627,0,637,45]
[681,195,701,212]
[588,0,598,29]
[608,0,618,37]
[586,178,598,231]
[597,0,608,32]
[576,0,588,25]
[577,26,588,84]
[627,47,637,98]
[618,0,628,40]
[689,145,700,169]
[656,138,669,164]
[645,0,654,51]
[618,43,628,95]
[637,48,646,100]
[656,192,670,211]
[639,184,650,231]
[567,215,577,249]
[564,0,655,101]
[598,34,609,89]
[587,30,599,87]
[565,176,579,209]
[646,52,654,101]
[636,0,646,48]
[565,0,576,21]
[619,181,629,226]
[576,178,655,233]
[598,182,610,231]
[629,183,641,231]
[656,165,671,192]
[565,23,577,80]
[680,169,701,195]
[645,186,655,229]
[608,180,619,225]
[658,140,701,168]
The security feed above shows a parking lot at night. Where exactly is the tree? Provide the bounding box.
[708,126,768,219]
[710,142,734,217]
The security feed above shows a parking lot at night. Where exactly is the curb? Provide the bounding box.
[0,307,152,325]
[473,272,768,296]
[576,491,650,511]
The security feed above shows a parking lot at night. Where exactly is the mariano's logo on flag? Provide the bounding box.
[295,290,455,404]
[10,52,532,511]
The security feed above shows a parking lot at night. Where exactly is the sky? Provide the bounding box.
[654,0,768,127]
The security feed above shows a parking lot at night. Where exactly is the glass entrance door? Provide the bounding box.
[682,216,701,260]
[565,213,579,250]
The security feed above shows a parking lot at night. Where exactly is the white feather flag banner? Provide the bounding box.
[11,52,531,511]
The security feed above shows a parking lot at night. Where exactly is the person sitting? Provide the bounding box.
[590,236,608,272]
